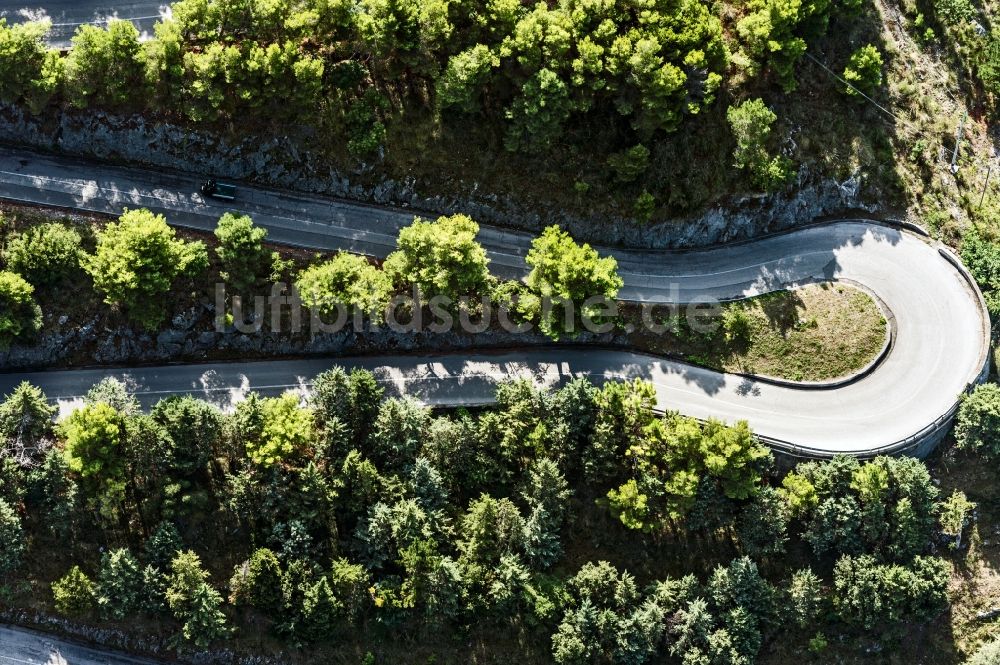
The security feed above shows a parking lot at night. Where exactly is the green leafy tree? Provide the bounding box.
[310,367,384,446]
[708,557,776,623]
[437,44,496,112]
[146,520,184,570]
[524,225,622,338]
[586,379,657,485]
[144,18,185,108]
[833,554,950,628]
[504,68,575,153]
[298,575,343,640]
[60,403,126,487]
[0,382,56,463]
[787,455,937,560]
[357,0,438,73]
[670,597,719,663]
[368,397,430,468]
[65,19,147,109]
[384,214,491,300]
[522,458,572,568]
[960,230,1000,317]
[736,485,789,557]
[458,494,526,570]
[608,413,769,531]
[151,395,224,476]
[230,547,285,616]
[166,551,230,647]
[52,565,96,616]
[330,557,370,622]
[179,41,240,122]
[735,0,830,90]
[357,498,434,569]
[787,568,824,628]
[97,548,144,620]
[551,561,646,663]
[0,19,62,113]
[84,208,208,329]
[956,383,1000,458]
[843,45,883,98]
[85,377,140,415]
[727,98,794,191]
[0,456,23,507]
[0,498,24,575]
[246,393,315,467]
[399,539,463,622]
[297,253,393,320]
[409,456,449,512]
[27,447,78,537]
[0,270,42,348]
[214,213,270,292]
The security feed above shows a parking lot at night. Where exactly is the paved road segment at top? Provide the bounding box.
[0,146,989,458]
[0,1,166,48]
[0,624,160,664]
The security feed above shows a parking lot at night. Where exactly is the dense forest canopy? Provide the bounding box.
[0,372,970,661]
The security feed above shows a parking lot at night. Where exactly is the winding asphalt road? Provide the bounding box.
[0,624,158,664]
[0,147,990,458]
[0,1,165,47]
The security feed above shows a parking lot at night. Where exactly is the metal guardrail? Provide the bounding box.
[759,398,967,461]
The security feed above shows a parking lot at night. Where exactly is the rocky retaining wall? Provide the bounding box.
[0,299,624,369]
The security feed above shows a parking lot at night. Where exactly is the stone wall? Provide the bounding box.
[0,103,878,249]
[0,297,623,369]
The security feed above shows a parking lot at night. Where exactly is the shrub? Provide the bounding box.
[166,551,229,647]
[606,144,651,183]
[966,639,1000,665]
[0,270,41,348]
[933,0,976,26]
[52,565,96,616]
[727,99,794,191]
[955,383,1000,457]
[97,548,143,620]
[843,45,884,98]
[633,190,656,223]
[939,490,976,549]
[5,222,83,286]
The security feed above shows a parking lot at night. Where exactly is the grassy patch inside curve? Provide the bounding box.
[628,283,889,383]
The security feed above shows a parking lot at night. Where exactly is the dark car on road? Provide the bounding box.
[200,179,237,201]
